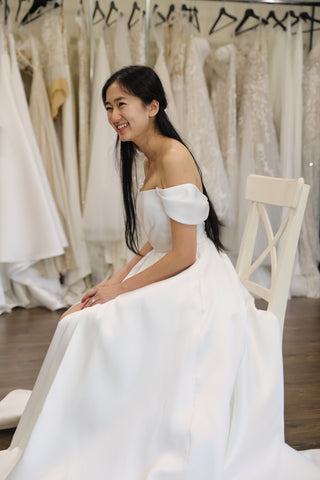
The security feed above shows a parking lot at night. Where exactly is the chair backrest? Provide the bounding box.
[236,174,310,333]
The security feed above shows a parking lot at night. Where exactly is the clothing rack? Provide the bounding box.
[144,0,320,57]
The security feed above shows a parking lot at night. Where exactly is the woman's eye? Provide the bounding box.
[119,102,126,107]
[105,106,112,112]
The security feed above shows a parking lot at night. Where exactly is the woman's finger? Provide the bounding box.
[81,288,96,302]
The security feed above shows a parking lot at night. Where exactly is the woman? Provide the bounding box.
[0,66,319,479]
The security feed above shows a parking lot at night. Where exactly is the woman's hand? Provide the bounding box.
[80,281,124,309]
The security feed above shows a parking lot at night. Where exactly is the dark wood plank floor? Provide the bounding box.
[0,298,319,451]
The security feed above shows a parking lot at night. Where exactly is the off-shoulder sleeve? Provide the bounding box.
[156,184,209,225]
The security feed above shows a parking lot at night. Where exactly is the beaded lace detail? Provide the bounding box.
[237,30,280,178]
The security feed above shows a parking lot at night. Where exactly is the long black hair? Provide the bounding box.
[102,65,224,254]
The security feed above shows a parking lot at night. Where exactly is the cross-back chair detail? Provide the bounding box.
[236,175,310,333]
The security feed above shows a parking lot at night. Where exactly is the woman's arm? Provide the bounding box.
[81,241,153,304]
[82,219,197,306]
[120,219,197,292]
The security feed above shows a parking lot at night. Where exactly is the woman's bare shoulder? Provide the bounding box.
[159,139,202,190]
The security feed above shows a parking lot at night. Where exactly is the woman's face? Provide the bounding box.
[105,82,155,143]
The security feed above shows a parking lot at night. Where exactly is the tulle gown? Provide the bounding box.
[0,184,319,479]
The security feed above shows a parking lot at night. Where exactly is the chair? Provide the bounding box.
[236,175,310,333]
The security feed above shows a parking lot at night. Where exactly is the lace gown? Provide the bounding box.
[29,35,77,277]
[0,184,319,479]
[151,14,180,131]
[236,30,281,266]
[184,35,232,224]
[128,10,146,65]
[40,11,91,293]
[208,43,237,225]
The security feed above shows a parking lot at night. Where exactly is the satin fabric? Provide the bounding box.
[0,184,319,479]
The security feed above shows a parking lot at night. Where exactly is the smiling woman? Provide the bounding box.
[1,66,319,480]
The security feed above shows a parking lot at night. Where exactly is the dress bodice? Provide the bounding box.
[137,183,209,252]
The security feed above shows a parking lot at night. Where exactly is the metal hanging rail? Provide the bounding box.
[144,0,319,56]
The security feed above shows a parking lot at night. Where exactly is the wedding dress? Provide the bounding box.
[28,35,77,276]
[299,43,320,298]
[41,11,91,291]
[83,34,126,285]
[168,11,187,131]
[267,26,286,144]
[236,29,280,268]
[0,184,319,479]
[105,11,132,74]
[208,43,237,224]
[280,21,303,179]
[151,12,180,131]
[0,29,66,264]
[128,9,146,65]
[75,3,91,208]
[0,25,69,313]
[184,35,232,224]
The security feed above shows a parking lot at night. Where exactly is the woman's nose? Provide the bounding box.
[111,108,122,123]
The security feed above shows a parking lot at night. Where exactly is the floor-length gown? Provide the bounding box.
[83,34,126,285]
[38,11,91,300]
[128,9,146,65]
[207,42,237,254]
[105,11,132,74]
[0,25,68,313]
[168,11,187,131]
[299,43,320,298]
[28,35,77,279]
[184,35,232,224]
[236,29,281,275]
[0,183,319,479]
[151,12,180,131]
[75,3,91,209]
[279,21,303,179]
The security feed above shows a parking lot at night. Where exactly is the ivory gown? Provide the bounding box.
[0,184,319,479]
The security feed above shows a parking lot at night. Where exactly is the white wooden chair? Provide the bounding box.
[236,175,310,333]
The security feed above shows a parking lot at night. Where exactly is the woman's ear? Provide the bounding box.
[148,100,160,117]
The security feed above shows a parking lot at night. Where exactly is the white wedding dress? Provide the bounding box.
[83,34,126,285]
[1,184,319,479]
[184,36,232,224]
[299,43,320,298]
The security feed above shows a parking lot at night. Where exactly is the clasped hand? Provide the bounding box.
[81,280,123,309]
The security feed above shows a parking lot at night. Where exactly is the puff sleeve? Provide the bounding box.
[156,184,209,225]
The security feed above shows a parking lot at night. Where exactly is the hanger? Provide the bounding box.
[4,0,10,24]
[209,7,237,35]
[92,1,105,25]
[15,0,29,22]
[181,4,200,32]
[166,4,175,23]
[235,8,267,35]
[128,1,145,29]
[20,0,62,25]
[265,10,286,31]
[105,1,119,27]
[280,10,300,27]
[300,11,320,24]
[152,4,166,26]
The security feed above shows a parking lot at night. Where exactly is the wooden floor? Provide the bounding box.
[0,298,319,451]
